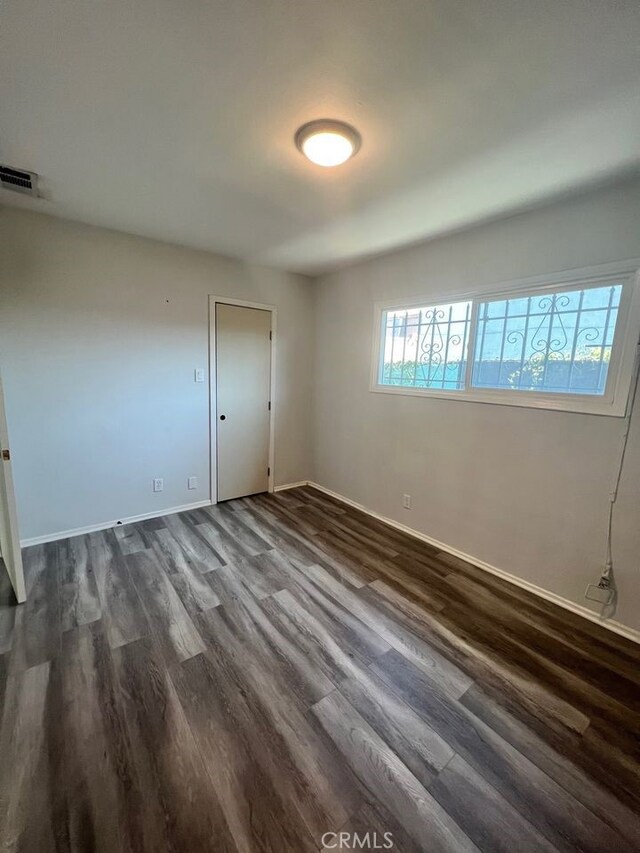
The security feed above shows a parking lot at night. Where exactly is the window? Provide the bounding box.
[472,284,621,395]
[380,302,471,390]
[372,262,640,416]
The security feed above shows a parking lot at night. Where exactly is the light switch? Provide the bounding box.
[195,368,205,383]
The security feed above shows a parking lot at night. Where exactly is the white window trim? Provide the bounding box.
[370,259,640,417]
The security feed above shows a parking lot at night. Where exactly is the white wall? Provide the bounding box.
[0,209,314,540]
[312,177,640,633]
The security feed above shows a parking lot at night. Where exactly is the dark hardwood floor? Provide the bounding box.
[1,485,639,852]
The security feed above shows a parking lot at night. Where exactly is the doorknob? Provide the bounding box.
[1,449,9,461]
[219,415,226,421]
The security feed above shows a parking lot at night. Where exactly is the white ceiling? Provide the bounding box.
[1,0,639,275]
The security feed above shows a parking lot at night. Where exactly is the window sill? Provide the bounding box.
[369,383,629,416]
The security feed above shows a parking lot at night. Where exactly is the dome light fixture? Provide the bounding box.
[295,119,361,167]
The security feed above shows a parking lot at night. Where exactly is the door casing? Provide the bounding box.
[208,296,276,504]
[0,372,26,602]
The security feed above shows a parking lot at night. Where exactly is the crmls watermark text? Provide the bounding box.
[321,831,394,849]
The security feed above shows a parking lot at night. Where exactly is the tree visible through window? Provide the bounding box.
[472,284,622,395]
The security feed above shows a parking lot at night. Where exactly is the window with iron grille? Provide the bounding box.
[380,302,472,391]
[372,263,640,416]
[472,284,622,395]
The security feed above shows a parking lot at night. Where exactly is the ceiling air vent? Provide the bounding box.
[0,164,39,196]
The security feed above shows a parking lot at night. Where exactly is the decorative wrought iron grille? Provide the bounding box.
[471,284,622,395]
[380,301,472,390]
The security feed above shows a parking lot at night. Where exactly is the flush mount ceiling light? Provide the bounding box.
[295,119,361,167]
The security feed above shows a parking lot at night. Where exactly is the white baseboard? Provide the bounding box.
[304,481,640,646]
[274,481,309,492]
[20,500,213,547]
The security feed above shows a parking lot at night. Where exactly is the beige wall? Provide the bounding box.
[312,177,640,633]
[0,209,314,540]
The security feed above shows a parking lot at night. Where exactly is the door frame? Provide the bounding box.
[208,296,276,505]
[0,372,26,603]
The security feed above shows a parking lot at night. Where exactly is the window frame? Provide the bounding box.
[370,260,640,417]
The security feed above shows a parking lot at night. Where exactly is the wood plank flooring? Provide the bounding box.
[1,485,639,852]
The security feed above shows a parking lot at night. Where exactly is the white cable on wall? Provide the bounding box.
[595,340,640,617]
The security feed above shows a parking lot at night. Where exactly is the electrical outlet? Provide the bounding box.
[585,583,614,605]
[153,478,164,492]
[188,476,198,490]
[402,494,411,509]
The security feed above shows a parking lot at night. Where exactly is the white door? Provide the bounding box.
[0,372,26,603]
[215,303,272,502]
